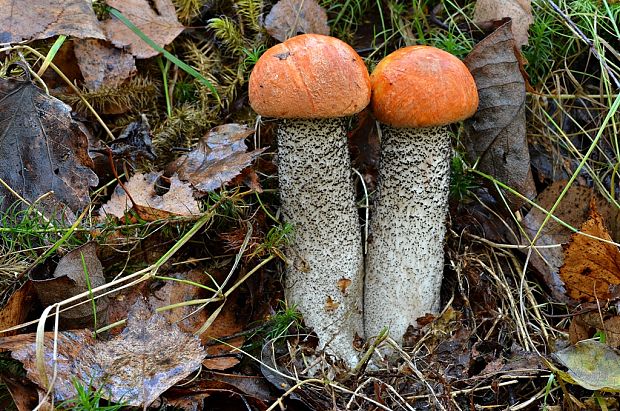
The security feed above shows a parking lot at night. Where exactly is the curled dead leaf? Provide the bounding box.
[559,201,620,302]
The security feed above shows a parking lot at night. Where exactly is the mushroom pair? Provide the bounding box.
[249,34,478,366]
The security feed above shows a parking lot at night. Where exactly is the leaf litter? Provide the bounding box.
[0,300,206,407]
[0,0,618,408]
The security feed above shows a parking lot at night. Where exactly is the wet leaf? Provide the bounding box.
[106,269,247,362]
[73,39,137,90]
[473,0,533,48]
[559,203,620,302]
[0,0,104,43]
[0,300,206,407]
[0,75,98,214]
[553,339,620,392]
[463,21,535,210]
[166,124,265,194]
[521,181,620,300]
[103,0,184,59]
[99,172,200,221]
[28,242,107,327]
[264,0,329,42]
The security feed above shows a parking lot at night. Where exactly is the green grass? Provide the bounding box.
[56,379,124,411]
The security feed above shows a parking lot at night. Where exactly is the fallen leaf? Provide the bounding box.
[99,172,200,221]
[106,269,248,361]
[104,0,185,59]
[0,0,104,43]
[463,20,535,211]
[1,300,206,407]
[473,0,533,48]
[559,203,620,302]
[570,313,620,349]
[553,339,620,392]
[521,181,620,300]
[0,281,34,337]
[73,39,137,90]
[264,0,329,42]
[0,74,99,215]
[166,124,265,194]
[28,242,108,327]
[0,375,40,411]
[202,357,240,371]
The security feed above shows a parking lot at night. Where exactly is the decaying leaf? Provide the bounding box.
[73,39,137,90]
[0,75,98,214]
[0,0,104,43]
[473,0,533,48]
[166,124,265,194]
[559,203,620,302]
[553,339,620,392]
[1,300,206,407]
[28,242,107,326]
[0,281,34,337]
[100,172,200,221]
[106,269,248,368]
[463,20,535,210]
[264,0,329,42]
[103,0,184,59]
[569,312,620,348]
[522,181,620,301]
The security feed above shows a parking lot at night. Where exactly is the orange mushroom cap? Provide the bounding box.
[249,34,371,119]
[370,46,478,128]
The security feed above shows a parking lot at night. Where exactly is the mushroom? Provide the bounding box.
[364,46,478,343]
[249,34,370,366]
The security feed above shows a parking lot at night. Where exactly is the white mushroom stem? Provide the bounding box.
[278,118,364,367]
[364,125,451,342]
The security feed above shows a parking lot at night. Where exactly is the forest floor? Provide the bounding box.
[0,0,619,410]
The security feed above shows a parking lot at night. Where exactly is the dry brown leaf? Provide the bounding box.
[1,300,205,407]
[522,181,620,300]
[28,242,107,327]
[167,124,265,194]
[104,0,184,59]
[73,39,137,90]
[99,172,200,221]
[0,75,98,215]
[560,202,620,302]
[264,0,329,42]
[0,374,40,411]
[473,0,533,48]
[463,20,535,211]
[202,357,240,371]
[0,282,35,337]
[0,0,104,43]
[569,313,620,348]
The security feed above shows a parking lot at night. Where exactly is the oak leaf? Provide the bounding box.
[0,300,206,407]
[73,39,137,90]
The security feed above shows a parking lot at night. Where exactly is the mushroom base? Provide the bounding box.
[278,118,365,367]
[364,125,451,343]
